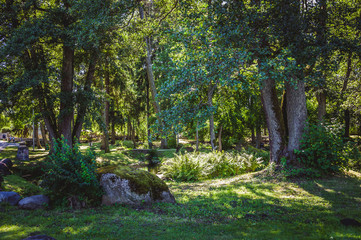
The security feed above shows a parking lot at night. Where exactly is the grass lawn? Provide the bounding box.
[1,146,361,239]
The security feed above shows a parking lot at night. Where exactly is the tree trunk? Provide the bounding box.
[316,90,326,122]
[341,52,352,138]
[344,110,350,139]
[358,115,361,138]
[101,67,110,153]
[286,78,308,162]
[281,91,288,137]
[260,77,286,163]
[139,6,167,149]
[111,115,116,145]
[218,125,223,152]
[59,45,74,146]
[251,127,255,145]
[196,121,199,152]
[59,45,74,147]
[40,122,48,149]
[256,124,262,149]
[132,120,136,148]
[208,84,216,151]
[73,53,98,142]
[146,80,153,148]
[34,122,42,149]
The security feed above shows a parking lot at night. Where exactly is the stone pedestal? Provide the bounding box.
[17,145,29,161]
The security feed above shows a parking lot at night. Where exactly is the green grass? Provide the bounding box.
[2,175,44,196]
[1,145,361,239]
[1,170,361,239]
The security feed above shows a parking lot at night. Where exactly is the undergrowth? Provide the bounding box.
[161,151,265,182]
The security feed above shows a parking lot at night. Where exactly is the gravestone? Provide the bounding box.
[17,143,29,161]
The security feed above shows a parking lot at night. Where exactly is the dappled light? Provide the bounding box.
[1,0,361,239]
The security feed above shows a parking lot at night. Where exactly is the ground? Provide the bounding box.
[0,143,361,239]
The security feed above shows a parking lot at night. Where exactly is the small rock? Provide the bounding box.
[0,191,21,206]
[22,235,56,240]
[18,195,49,210]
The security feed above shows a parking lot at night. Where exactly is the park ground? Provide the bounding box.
[0,144,361,240]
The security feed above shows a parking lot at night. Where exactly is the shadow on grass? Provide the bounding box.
[296,171,361,220]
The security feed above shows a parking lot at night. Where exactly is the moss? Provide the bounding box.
[98,166,169,200]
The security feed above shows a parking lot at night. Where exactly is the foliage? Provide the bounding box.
[161,151,265,182]
[146,149,160,165]
[167,136,177,149]
[294,123,349,175]
[120,140,134,149]
[347,143,361,172]
[41,137,101,206]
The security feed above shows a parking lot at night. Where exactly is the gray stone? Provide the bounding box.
[22,235,56,240]
[17,146,29,161]
[99,167,176,206]
[0,191,21,206]
[18,195,49,210]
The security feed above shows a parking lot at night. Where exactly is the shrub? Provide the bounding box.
[294,123,348,175]
[167,136,177,149]
[161,151,265,182]
[41,137,102,207]
[347,143,361,171]
[121,140,134,149]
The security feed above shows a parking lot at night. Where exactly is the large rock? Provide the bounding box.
[17,145,29,161]
[0,191,21,206]
[0,158,13,175]
[18,195,49,210]
[22,235,56,240]
[99,166,176,206]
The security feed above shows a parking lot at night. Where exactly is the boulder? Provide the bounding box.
[99,166,176,206]
[17,145,29,161]
[18,195,49,210]
[0,191,21,206]
[22,235,56,240]
[0,158,13,175]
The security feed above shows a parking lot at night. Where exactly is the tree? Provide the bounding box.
[0,0,136,148]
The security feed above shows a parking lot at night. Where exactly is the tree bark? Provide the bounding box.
[316,90,326,122]
[260,77,286,163]
[341,52,353,138]
[40,121,48,149]
[218,125,223,152]
[59,45,74,147]
[207,85,216,150]
[251,127,255,145]
[139,6,167,149]
[286,78,308,162]
[196,121,199,151]
[34,122,42,149]
[101,67,110,153]
[146,77,153,148]
[73,53,98,142]
[111,113,116,144]
[256,124,262,149]
[344,110,350,139]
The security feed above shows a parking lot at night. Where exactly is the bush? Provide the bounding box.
[41,137,102,207]
[347,143,361,171]
[121,140,134,149]
[294,123,348,175]
[161,151,265,182]
[167,136,177,149]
